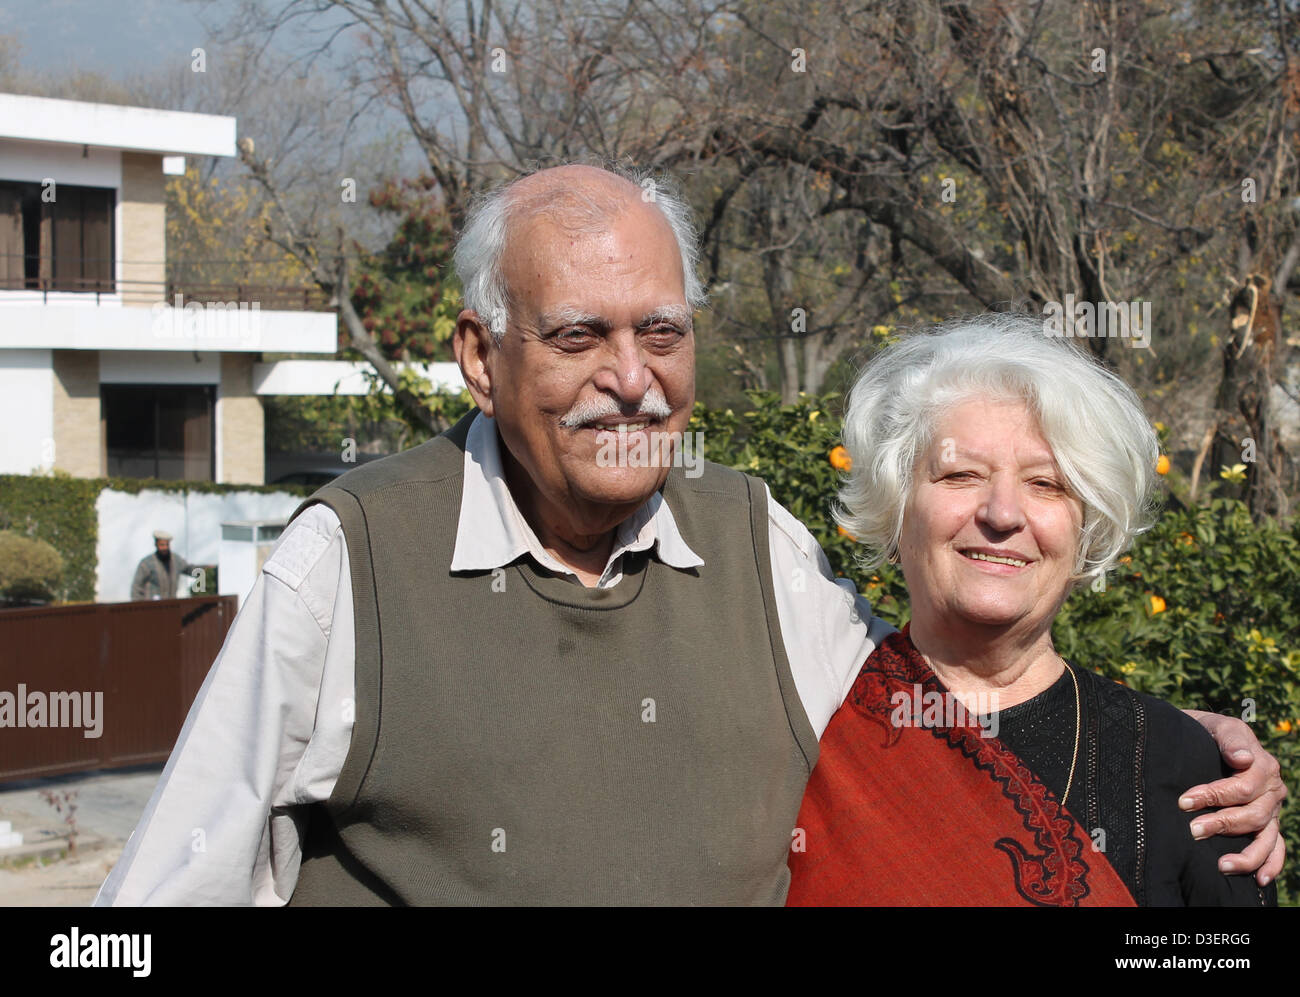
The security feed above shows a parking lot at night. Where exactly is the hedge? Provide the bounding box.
[0,473,313,603]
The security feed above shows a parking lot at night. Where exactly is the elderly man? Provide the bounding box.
[130,531,195,601]
[95,164,1284,906]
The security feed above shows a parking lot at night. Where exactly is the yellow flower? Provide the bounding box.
[1219,463,1247,483]
[1153,421,1167,433]
[1177,531,1195,546]
[1121,661,1139,675]
[1155,454,1170,475]
[836,525,857,541]
[1149,594,1166,615]
[829,445,853,471]
[1276,720,1293,735]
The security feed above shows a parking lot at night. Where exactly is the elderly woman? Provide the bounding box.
[787,314,1278,906]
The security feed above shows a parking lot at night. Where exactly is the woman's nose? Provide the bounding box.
[977,476,1027,533]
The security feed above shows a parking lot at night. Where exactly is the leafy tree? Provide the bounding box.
[351,176,460,362]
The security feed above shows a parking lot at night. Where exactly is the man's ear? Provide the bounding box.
[453,309,496,417]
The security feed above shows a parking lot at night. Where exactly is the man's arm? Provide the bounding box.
[130,558,149,601]
[764,485,896,739]
[1180,709,1286,886]
[95,507,355,905]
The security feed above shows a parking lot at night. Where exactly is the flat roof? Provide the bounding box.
[0,93,236,158]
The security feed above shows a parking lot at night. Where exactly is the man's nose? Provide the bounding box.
[976,474,1028,533]
[591,330,653,404]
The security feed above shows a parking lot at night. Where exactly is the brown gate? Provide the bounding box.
[0,596,236,783]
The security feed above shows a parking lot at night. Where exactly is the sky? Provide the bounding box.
[0,0,229,78]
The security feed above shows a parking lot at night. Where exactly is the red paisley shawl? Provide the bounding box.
[786,627,1136,906]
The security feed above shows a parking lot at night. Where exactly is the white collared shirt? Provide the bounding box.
[95,413,895,906]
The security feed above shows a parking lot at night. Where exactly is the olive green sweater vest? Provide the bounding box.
[287,411,818,905]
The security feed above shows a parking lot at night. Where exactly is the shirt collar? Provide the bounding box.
[449,412,704,583]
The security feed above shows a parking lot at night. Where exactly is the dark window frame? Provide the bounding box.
[0,179,116,293]
[102,384,216,482]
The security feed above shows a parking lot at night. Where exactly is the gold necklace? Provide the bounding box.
[1060,659,1082,810]
[927,651,1084,810]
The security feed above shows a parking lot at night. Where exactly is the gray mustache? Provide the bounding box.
[560,389,673,428]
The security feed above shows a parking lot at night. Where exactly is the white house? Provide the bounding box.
[0,92,338,484]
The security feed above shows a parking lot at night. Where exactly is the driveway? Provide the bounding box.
[0,764,163,906]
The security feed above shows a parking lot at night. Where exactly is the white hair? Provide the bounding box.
[835,312,1160,587]
[453,164,706,344]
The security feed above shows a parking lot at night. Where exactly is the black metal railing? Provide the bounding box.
[0,254,332,311]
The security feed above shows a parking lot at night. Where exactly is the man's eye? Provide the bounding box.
[555,327,594,342]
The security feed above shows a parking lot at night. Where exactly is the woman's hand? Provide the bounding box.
[1182,710,1286,886]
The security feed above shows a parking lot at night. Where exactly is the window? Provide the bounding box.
[0,180,115,292]
[102,385,214,481]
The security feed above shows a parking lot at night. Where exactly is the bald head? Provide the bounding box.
[507,164,644,226]
[454,163,704,343]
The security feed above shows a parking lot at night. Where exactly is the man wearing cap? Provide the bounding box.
[130,531,196,601]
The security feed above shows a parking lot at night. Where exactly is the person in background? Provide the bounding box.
[130,530,198,601]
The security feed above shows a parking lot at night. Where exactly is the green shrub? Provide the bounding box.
[0,530,64,603]
[1054,498,1300,906]
[0,476,99,602]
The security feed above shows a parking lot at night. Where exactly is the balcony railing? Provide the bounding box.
[166,283,333,310]
[0,254,333,311]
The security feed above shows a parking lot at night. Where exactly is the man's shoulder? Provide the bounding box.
[665,463,822,549]
[315,435,463,501]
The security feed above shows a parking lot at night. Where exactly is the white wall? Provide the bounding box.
[0,138,122,189]
[253,359,466,395]
[100,350,220,384]
[0,349,54,474]
[0,303,337,352]
[0,94,236,158]
[95,487,305,603]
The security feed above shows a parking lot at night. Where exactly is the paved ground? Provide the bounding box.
[0,765,163,906]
